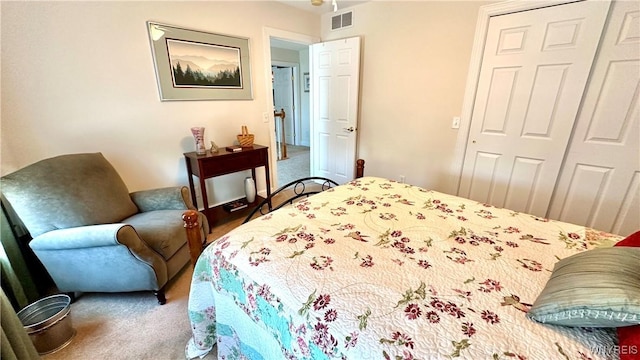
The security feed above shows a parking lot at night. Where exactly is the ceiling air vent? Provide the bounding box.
[331,11,353,30]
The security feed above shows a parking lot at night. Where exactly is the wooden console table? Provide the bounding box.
[182,158,366,265]
[184,145,271,228]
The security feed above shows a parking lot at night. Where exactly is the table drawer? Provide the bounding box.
[199,149,266,177]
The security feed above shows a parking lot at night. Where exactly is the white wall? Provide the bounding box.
[322,1,492,194]
[2,1,494,206]
[1,1,319,207]
[271,47,300,63]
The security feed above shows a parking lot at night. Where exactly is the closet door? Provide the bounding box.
[457,1,610,217]
[549,0,640,236]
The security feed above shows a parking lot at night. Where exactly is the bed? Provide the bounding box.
[185,176,636,359]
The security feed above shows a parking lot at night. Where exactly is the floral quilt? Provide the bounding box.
[187,177,623,360]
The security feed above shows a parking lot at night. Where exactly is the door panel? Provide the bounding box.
[458,1,610,217]
[586,60,638,142]
[549,0,640,236]
[318,132,331,173]
[503,157,543,212]
[483,68,517,134]
[311,37,361,184]
[522,65,569,137]
[468,152,501,202]
[615,173,640,235]
[555,164,612,227]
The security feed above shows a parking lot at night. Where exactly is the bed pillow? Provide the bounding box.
[527,247,640,327]
[616,230,640,247]
[617,325,640,360]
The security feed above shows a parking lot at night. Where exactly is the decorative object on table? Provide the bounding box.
[210,141,219,153]
[191,127,206,155]
[147,22,252,101]
[225,145,242,153]
[222,198,248,213]
[183,145,271,227]
[244,177,256,203]
[237,125,254,148]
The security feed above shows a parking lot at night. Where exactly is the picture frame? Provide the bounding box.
[147,22,252,101]
[303,72,310,92]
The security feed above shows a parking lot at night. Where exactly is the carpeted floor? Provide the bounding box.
[41,265,217,360]
[39,222,246,360]
[276,145,309,187]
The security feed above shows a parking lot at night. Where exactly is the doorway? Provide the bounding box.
[265,30,360,188]
[269,37,313,187]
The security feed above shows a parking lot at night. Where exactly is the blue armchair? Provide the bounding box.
[1,153,209,304]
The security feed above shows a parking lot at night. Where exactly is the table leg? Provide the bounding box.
[264,153,272,211]
[198,176,212,226]
[184,157,197,207]
[250,168,257,204]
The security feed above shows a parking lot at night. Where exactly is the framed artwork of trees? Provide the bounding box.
[147,22,252,101]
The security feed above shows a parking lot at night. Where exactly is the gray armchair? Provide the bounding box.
[1,153,209,304]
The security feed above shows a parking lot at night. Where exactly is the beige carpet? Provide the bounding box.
[41,265,217,360]
[38,220,246,360]
[276,145,309,187]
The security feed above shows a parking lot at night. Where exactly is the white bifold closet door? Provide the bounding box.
[548,0,640,237]
[458,0,610,218]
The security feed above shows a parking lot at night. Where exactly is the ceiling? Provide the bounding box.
[275,0,369,15]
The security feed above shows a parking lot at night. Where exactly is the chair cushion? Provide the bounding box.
[123,210,187,260]
[1,153,138,237]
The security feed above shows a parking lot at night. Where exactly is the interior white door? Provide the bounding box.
[549,0,640,236]
[310,37,361,184]
[273,67,295,145]
[458,1,610,217]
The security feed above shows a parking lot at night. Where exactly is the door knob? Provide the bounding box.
[344,126,355,132]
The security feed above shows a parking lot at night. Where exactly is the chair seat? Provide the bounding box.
[123,210,187,261]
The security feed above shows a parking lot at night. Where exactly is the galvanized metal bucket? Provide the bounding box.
[17,294,75,355]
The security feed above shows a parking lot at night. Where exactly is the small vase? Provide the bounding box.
[191,127,206,155]
[244,177,256,203]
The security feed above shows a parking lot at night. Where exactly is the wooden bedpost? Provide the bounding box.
[356,159,365,178]
[182,210,203,267]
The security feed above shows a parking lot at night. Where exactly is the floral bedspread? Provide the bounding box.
[187,177,623,360]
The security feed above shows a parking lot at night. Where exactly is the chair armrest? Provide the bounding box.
[130,186,194,212]
[29,224,144,250]
[28,223,167,289]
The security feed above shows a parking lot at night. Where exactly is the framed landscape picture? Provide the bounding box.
[147,22,253,101]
